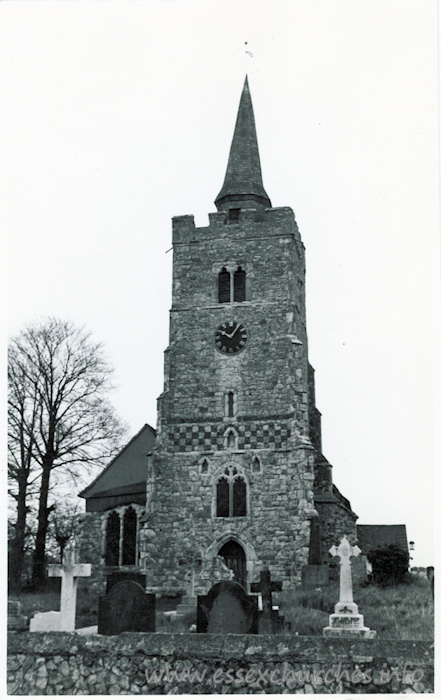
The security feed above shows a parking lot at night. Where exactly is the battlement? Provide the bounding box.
[172,207,301,245]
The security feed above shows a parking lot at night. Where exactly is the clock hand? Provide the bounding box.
[222,323,239,339]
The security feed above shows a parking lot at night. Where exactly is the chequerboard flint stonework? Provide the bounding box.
[80,77,358,594]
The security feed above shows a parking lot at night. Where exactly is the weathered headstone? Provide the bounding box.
[301,513,329,587]
[40,547,91,632]
[323,535,376,638]
[8,600,28,632]
[251,566,283,633]
[98,580,155,634]
[106,571,146,594]
[197,580,258,634]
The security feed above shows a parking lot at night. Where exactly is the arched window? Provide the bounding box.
[233,476,246,516]
[218,268,230,303]
[201,458,209,474]
[224,427,238,450]
[234,267,246,302]
[122,506,137,565]
[252,455,261,472]
[105,511,120,566]
[216,467,247,518]
[216,477,230,517]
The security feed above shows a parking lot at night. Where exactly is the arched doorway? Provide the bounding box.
[218,540,247,589]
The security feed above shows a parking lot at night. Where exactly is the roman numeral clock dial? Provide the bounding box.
[215,322,248,354]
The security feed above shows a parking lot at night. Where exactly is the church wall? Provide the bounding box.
[78,512,106,593]
[141,205,318,594]
[315,498,358,577]
[141,444,315,594]
[159,208,310,434]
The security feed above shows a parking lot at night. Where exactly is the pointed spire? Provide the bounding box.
[215,76,271,212]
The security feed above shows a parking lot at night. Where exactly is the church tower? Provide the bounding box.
[140,77,356,593]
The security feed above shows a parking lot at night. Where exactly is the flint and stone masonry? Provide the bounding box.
[137,77,356,594]
[81,76,357,594]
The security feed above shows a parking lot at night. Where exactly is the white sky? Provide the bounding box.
[1,0,438,569]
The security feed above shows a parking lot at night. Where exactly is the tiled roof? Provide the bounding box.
[79,424,156,500]
[357,524,409,555]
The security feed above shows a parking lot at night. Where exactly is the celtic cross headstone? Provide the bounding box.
[323,535,376,638]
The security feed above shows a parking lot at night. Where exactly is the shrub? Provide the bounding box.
[368,544,409,587]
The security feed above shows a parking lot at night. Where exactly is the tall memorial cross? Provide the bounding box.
[48,548,91,631]
[323,535,376,638]
[251,566,282,633]
[329,535,360,611]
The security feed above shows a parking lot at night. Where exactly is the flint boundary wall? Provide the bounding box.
[8,633,433,694]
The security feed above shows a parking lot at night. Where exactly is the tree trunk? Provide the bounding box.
[31,460,52,590]
[9,477,28,592]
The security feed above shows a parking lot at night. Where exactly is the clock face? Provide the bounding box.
[215,322,248,354]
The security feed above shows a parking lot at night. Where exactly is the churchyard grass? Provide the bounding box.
[281,575,433,640]
[9,587,98,628]
[11,574,433,638]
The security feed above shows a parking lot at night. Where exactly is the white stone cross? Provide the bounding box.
[329,535,361,608]
[48,548,91,631]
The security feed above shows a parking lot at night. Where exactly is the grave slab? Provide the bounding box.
[106,571,146,594]
[8,601,28,632]
[98,580,155,635]
[197,580,258,634]
[29,611,61,632]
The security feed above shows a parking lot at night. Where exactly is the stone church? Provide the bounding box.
[80,77,357,594]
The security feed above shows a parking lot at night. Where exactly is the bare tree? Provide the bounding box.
[8,348,41,591]
[8,318,127,589]
[47,500,83,564]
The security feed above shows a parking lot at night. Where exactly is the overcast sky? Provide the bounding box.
[2,1,438,568]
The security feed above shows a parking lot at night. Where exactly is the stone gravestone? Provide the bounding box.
[8,600,28,632]
[301,512,329,587]
[30,548,91,632]
[323,535,376,638]
[30,610,62,632]
[106,571,146,594]
[197,580,258,634]
[98,580,155,635]
[250,566,283,633]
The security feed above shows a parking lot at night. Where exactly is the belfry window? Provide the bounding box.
[218,266,247,303]
[216,466,247,517]
[218,268,230,303]
[234,267,246,302]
